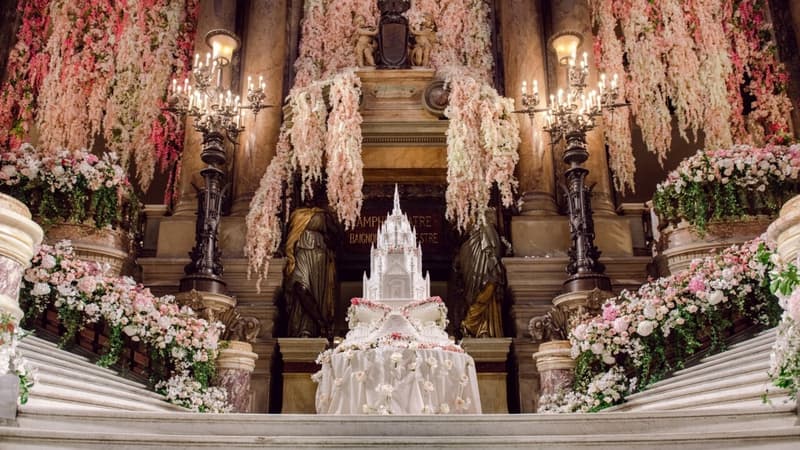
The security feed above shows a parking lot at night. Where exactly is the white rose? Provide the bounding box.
[439,403,450,414]
[707,290,725,306]
[30,282,51,296]
[643,304,657,320]
[572,324,588,341]
[590,342,604,355]
[602,353,616,365]
[636,320,655,337]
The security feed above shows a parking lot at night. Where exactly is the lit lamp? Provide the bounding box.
[515,31,626,293]
[550,31,582,66]
[206,29,239,64]
[168,29,269,295]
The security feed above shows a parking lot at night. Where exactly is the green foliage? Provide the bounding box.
[97,324,124,368]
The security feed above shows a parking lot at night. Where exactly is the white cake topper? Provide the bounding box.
[362,185,431,303]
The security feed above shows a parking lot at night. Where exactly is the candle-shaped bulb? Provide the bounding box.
[194,54,199,68]
[522,80,527,95]
[533,79,538,95]
[172,78,177,93]
[248,75,253,91]
[206,52,211,66]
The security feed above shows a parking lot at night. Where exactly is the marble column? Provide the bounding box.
[532,340,575,400]
[231,0,289,215]
[215,340,259,413]
[173,0,239,216]
[498,0,557,215]
[0,194,43,321]
[548,0,616,215]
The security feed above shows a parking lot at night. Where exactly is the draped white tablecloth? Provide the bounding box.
[315,346,482,414]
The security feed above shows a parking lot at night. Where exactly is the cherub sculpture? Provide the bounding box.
[411,14,436,67]
[353,15,378,67]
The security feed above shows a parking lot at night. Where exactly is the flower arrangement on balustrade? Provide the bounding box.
[0,143,139,230]
[540,237,782,413]
[19,240,229,412]
[764,256,800,400]
[590,0,794,192]
[652,144,800,233]
[0,313,35,405]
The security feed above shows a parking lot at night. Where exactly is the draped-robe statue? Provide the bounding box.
[284,207,336,338]
[453,220,506,338]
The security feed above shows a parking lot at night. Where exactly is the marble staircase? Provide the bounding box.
[608,327,796,412]
[16,334,183,412]
[0,405,797,449]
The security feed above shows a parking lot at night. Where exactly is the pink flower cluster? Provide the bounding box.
[659,144,800,195]
[567,237,773,410]
[0,0,51,149]
[21,240,223,407]
[0,143,128,192]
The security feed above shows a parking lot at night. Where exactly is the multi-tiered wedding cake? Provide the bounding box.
[314,187,481,414]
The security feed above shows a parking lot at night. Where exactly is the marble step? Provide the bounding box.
[609,328,793,412]
[3,406,798,449]
[18,335,182,412]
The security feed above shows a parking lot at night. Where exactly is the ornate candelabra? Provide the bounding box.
[168,29,269,294]
[516,32,625,292]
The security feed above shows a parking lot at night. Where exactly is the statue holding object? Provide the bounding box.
[411,14,436,67]
[283,207,338,338]
[353,15,377,67]
[376,0,411,69]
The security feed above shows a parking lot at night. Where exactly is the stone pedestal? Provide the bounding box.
[175,290,237,319]
[660,217,773,274]
[460,337,512,413]
[532,340,575,398]
[0,194,43,320]
[43,223,132,276]
[215,341,259,413]
[768,195,800,264]
[278,337,328,413]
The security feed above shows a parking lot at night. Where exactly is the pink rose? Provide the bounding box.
[77,276,97,294]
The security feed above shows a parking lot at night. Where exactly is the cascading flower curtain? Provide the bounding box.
[590,0,794,192]
[245,0,520,287]
[0,0,199,191]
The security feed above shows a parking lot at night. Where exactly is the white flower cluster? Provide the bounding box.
[0,313,36,404]
[156,371,230,413]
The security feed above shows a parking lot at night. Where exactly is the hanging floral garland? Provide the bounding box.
[0,0,51,150]
[441,66,519,232]
[590,0,634,192]
[151,0,200,204]
[36,0,123,152]
[247,0,511,286]
[104,0,189,189]
[591,0,794,191]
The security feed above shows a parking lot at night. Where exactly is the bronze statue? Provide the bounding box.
[353,15,378,67]
[453,216,506,338]
[284,207,337,338]
[411,15,436,67]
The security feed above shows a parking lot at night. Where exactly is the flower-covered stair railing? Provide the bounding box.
[540,236,789,413]
[20,240,229,412]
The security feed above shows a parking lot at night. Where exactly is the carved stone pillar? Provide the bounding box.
[0,194,43,321]
[173,0,239,216]
[548,0,615,215]
[215,341,259,412]
[498,0,557,215]
[231,0,289,215]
